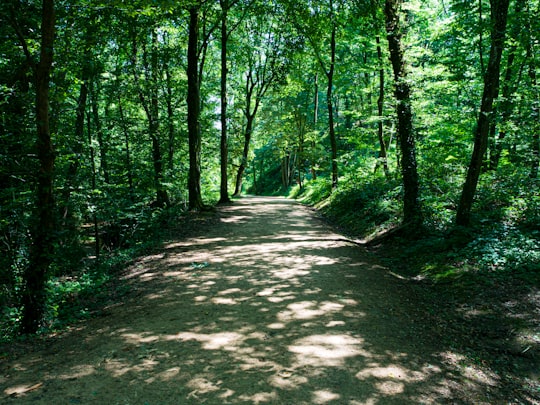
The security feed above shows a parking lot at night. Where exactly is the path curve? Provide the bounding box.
[2,196,500,404]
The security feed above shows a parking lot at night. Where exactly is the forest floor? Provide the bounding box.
[1,196,539,404]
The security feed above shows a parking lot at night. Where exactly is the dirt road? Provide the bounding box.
[0,197,518,403]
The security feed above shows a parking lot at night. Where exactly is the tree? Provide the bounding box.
[10,0,56,334]
[131,23,170,208]
[375,35,390,177]
[289,0,341,189]
[456,0,511,226]
[232,8,290,196]
[384,0,422,227]
[187,4,205,210]
[524,0,539,178]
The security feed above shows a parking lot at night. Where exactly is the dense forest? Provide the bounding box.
[0,0,538,338]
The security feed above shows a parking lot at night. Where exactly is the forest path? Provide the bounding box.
[2,196,506,404]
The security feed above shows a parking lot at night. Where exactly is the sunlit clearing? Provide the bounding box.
[4,383,44,397]
[238,391,278,404]
[325,320,346,327]
[169,332,244,351]
[220,215,249,223]
[278,300,344,321]
[313,389,341,403]
[289,334,367,367]
[186,377,221,394]
[218,288,242,295]
[211,297,237,305]
[267,322,286,329]
[356,365,426,382]
[122,332,159,344]
[375,380,405,395]
[164,237,227,249]
[269,370,308,389]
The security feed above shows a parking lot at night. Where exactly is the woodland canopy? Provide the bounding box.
[0,0,538,336]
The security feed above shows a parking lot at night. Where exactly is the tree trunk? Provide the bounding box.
[131,26,169,207]
[219,0,231,203]
[385,0,422,227]
[164,58,175,172]
[456,0,511,226]
[489,1,523,170]
[149,29,169,208]
[60,29,92,222]
[187,6,205,210]
[311,73,319,180]
[313,73,319,126]
[233,115,254,196]
[327,17,338,189]
[375,35,390,178]
[525,1,539,178]
[90,79,110,184]
[87,110,100,263]
[20,0,56,334]
[117,93,134,195]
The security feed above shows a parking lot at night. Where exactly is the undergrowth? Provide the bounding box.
[0,204,193,342]
[291,172,540,288]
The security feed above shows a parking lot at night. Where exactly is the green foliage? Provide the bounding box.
[2,0,539,336]
[290,177,332,205]
[294,175,402,237]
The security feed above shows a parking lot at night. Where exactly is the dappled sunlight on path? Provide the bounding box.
[2,196,503,404]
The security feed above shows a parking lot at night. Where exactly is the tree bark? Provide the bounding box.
[313,73,319,126]
[525,0,539,178]
[60,24,93,222]
[375,35,390,178]
[233,114,254,196]
[385,0,422,227]
[456,0,511,226]
[164,58,176,173]
[117,93,134,195]
[90,79,110,184]
[232,33,276,197]
[130,26,169,207]
[149,29,169,207]
[187,5,205,210]
[20,0,56,334]
[489,1,524,170]
[326,18,338,189]
[219,0,232,203]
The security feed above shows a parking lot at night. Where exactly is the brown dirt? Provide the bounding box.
[1,196,538,404]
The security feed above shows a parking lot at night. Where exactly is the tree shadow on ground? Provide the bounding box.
[1,196,537,404]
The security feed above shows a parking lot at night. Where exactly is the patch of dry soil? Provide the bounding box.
[0,197,534,404]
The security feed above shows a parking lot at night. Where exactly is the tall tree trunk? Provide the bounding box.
[87,110,100,263]
[310,73,319,181]
[233,115,254,196]
[19,0,56,334]
[187,5,205,210]
[456,0,511,226]
[327,14,338,189]
[131,26,169,207]
[375,35,390,178]
[164,58,176,172]
[525,0,539,178]
[149,29,169,207]
[489,1,524,170]
[60,31,92,222]
[479,0,486,76]
[219,0,231,203]
[385,0,422,227]
[117,93,134,195]
[313,72,319,126]
[90,79,110,184]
